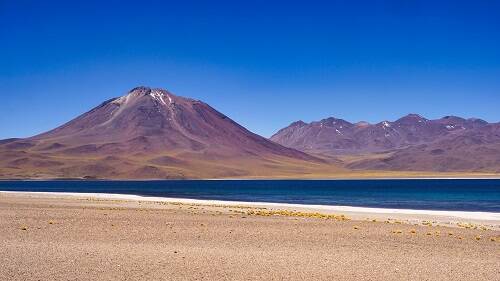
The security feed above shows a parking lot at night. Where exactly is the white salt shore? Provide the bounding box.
[2,191,499,225]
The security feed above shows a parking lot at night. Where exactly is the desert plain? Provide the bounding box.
[0,192,499,281]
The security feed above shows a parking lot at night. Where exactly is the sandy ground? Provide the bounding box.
[0,193,499,281]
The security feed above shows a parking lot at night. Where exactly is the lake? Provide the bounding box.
[1,179,499,212]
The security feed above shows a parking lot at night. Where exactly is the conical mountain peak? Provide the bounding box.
[109,87,193,112]
[9,86,320,178]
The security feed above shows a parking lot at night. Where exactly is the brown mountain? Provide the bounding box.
[2,88,498,178]
[271,115,500,172]
[0,87,328,179]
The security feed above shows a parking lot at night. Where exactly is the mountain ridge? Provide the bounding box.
[271,115,500,172]
[271,114,496,153]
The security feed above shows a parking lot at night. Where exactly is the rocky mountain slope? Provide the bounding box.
[0,87,326,179]
[271,115,500,172]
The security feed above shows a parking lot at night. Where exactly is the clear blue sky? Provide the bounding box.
[1,0,499,139]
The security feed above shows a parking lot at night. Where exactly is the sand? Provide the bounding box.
[0,192,499,281]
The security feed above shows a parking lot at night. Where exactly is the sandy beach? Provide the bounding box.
[1,192,499,280]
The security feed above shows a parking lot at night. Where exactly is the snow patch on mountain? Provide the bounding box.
[150,90,167,105]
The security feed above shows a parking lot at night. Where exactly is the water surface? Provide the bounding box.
[1,179,499,212]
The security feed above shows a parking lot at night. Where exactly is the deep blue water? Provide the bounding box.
[1,180,499,212]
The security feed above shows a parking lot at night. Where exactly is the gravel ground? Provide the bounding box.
[0,193,499,281]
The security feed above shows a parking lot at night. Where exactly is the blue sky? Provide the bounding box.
[1,0,499,139]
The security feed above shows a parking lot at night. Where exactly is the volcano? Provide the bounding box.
[0,87,326,179]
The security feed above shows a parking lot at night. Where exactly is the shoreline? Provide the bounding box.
[2,190,499,225]
[1,190,499,280]
[1,177,500,181]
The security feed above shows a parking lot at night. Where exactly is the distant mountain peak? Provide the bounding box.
[395,113,428,124]
[290,120,307,127]
[442,115,461,120]
[126,86,176,98]
[129,85,151,92]
[468,118,488,124]
[402,113,426,119]
[316,117,353,128]
[322,116,348,122]
[111,86,186,108]
[438,115,467,125]
[409,113,423,117]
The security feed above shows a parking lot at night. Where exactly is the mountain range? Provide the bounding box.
[271,115,500,172]
[0,86,499,179]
